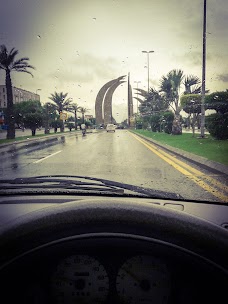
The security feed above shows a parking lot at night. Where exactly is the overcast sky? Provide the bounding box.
[0,0,228,122]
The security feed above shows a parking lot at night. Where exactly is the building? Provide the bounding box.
[0,85,40,108]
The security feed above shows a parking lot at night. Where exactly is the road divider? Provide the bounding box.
[130,132,228,202]
[33,150,62,164]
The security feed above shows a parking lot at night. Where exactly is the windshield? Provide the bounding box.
[0,0,227,203]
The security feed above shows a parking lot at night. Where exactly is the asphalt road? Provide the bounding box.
[0,130,227,202]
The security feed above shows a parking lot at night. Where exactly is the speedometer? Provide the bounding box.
[51,255,109,303]
[116,255,171,304]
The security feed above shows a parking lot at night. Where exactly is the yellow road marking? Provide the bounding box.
[130,133,228,202]
[137,135,228,193]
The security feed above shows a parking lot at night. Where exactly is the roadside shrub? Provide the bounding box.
[205,113,228,140]
[163,111,174,134]
[150,114,160,132]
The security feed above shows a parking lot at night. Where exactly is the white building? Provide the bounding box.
[0,85,40,108]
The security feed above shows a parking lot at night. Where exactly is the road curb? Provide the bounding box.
[0,131,82,149]
[130,131,228,176]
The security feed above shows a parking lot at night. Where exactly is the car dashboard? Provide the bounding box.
[0,195,227,304]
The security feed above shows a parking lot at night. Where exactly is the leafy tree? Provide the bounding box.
[50,119,62,133]
[42,102,57,134]
[205,91,228,114]
[0,45,35,139]
[49,92,72,131]
[181,94,202,137]
[204,91,228,140]
[14,100,43,136]
[67,116,75,122]
[159,69,184,135]
[23,113,43,136]
[205,113,228,140]
[65,121,74,131]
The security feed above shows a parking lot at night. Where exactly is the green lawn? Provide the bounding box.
[132,130,228,165]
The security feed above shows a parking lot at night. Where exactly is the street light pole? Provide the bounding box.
[134,81,141,114]
[200,0,207,138]
[142,50,154,93]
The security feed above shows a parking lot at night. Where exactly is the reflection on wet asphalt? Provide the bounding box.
[0,136,66,158]
[0,135,68,174]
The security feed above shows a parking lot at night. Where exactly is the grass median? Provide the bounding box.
[132,130,228,165]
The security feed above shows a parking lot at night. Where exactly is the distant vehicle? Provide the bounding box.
[106,124,116,132]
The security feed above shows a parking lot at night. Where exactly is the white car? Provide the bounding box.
[106,124,116,132]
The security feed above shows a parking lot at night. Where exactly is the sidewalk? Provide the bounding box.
[0,128,98,150]
[0,128,97,140]
[0,128,46,140]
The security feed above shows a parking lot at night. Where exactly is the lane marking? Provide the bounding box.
[130,133,228,202]
[33,150,62,163]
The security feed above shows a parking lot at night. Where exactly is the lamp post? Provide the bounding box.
[134,81,141,114]
[142,50,154,93]
[200,0,207,138]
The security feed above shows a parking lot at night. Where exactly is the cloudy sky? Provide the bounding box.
[0,0,227,122]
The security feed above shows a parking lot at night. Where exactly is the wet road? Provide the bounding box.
[0,130,227,202]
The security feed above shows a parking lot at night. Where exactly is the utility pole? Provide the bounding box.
[200,0,207,138]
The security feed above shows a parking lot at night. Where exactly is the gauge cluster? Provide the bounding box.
[1,236,227,304]
[51,254,171,304]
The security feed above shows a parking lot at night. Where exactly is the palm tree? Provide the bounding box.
[79,107,90,123]
[68,103,81,129]
[49,92,72,132]
[0,45,35,139]
[159,69,184,135]
[183,75,201,94]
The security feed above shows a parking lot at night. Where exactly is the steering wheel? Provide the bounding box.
[0,198,227,272]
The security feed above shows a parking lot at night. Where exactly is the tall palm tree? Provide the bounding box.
[159,69,184,135]
[0,45,35,139]
[49,92,72,132]
[79,107,90,123]
[68,103,81,129]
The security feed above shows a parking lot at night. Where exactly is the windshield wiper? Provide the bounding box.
[0,175,182,199]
